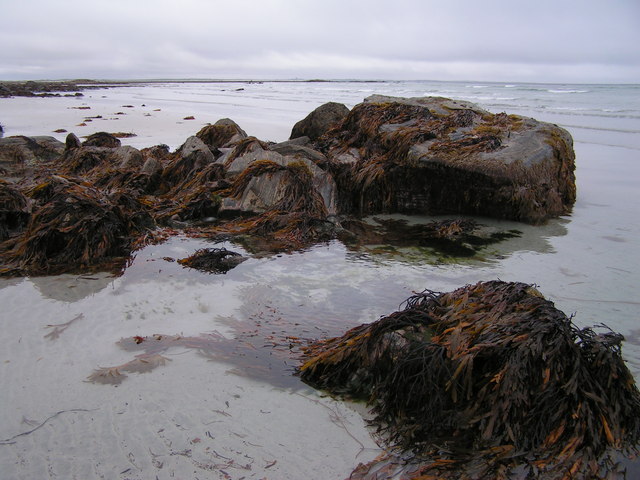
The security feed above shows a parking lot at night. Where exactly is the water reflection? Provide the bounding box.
[29,272,115,302]
[344,214,569,264]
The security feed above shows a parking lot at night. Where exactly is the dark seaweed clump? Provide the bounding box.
[177,247,246,274]
[300,280,640,479]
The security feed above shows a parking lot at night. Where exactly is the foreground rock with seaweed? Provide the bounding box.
[300,280,640,479]
[0,95,575,275]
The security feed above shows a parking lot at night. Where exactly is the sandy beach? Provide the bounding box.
[1,80,640,479]
[0,236,384,480]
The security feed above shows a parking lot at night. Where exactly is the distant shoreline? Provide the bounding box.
[1,79,637,99]
[0,78,389,98]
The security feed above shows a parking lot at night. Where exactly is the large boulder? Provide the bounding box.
[0,136,65,178]
[290,102,350,141]
[314,95,576,224]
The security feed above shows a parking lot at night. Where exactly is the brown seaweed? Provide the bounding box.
[300,281,640,479]
[0,179,30,241]
[0,175,152,275]
[178,247,246,274]
[87,353,171,385]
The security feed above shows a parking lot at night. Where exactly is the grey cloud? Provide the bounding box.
[0,0,638,82]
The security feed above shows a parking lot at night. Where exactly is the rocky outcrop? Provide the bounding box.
[0,80,86,98]
[0,96,577,275]
[290,101,350,141]
[314,95,576,223]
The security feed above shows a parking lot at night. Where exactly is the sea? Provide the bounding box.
[1,80,639,479]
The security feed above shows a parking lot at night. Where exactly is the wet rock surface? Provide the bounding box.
[312,95,576,223]
[300,280,640,479]
[0,95,576,275]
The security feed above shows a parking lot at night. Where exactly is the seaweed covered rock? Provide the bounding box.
[300,281,640,479]
[0,175,152,275]
[0,135,64,178]
[196,118,248,150]
[216,138,337,218]
[0,95,580,275]
[58,142,147,177]
[159,136,216,191]
[82,131,121,148]
[313,95,576,223]
[213,159,337,251]
[178,247,246,273]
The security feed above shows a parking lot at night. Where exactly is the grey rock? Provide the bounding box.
[177,136,215,169]
[140,157,162,176]
[269,141,327,164]
[112,146,144,170]
[225,149,284,179]
[65,133,81,150]
[277,136,310,146]
[290,102,349,141]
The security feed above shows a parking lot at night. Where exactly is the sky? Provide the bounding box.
[0,0,639,83]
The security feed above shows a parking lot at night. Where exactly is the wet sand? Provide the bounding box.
[1,81,639,479]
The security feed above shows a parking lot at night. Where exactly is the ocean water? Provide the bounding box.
[1,80,639,478]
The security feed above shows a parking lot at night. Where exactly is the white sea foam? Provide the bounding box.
[547,89,590,94]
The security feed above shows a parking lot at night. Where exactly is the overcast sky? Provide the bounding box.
[1,0,638,83]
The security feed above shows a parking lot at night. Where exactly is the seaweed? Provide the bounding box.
[0,95,577,276]
[210,159,332,252]
[0,179,30,241]
[87,353,171,385]
[0,175,152,275]
[178,247,246,274]
[300,280,640,479]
